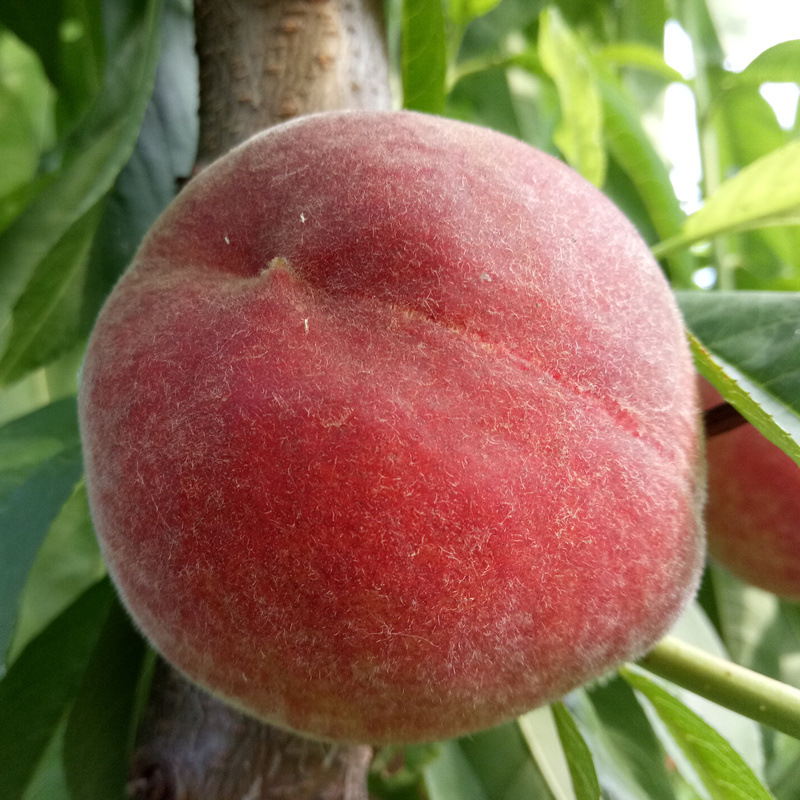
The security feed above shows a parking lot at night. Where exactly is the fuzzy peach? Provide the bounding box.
[701,380,800,599]
[78,110,704,744]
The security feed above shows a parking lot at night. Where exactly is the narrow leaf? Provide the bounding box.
[621,667,776,800]
[738,40,800,85]
[0,579,114,800]
[538,7,605,186]
[448,0,503,28]
[552,703,601,800]
[518,705,576,800]
[423,741,489,800]
[64,596,148,800]
[0,201,104,384]
[0,0,163,379]
[402,0,447,113]
[0,443,84,658]
[655,141,800,256]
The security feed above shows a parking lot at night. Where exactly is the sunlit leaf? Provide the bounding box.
[448,0,504,28]
[655,141,800,256]
[597,72,695,286]
[0,201,104,384]
[518,705,576,800]
[598,42,684,83]
[425,723,556,800]
[737,40,800,85]
[538,7,606,186]
[8,482,105,662]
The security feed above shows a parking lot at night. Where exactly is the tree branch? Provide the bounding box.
[194,0,392,169]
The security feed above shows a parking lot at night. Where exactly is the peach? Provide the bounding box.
[78,110,704,743]
[701,380,800,599]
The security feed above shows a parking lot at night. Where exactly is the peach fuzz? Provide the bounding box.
[79,110,705,744]
[701,380,800,600]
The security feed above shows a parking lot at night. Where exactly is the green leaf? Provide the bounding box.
[0,396,80,501]
[518,705,577,800]
[538,7,605,186]
[0,201,104,384]
[8,482,105,662]
[620,667,776,800]
[64,596,148,800]
[424,741,489,800]
[596,72,695,286]
[0,443,84,660]
[552,703,601,800]
[0,0,64,89]
[0,579,114,800]
[677,290,800,466]
[0,0,163,385]
[83,0,199,314]
[570,679,678,800]
[654,141,800,257]
[597,42,684,83]
[402,0,447,113]
[737,40,800,85]
[424,723,557,800]
[448,0,504,28]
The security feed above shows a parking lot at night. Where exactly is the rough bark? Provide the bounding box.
[127,0,390,797]
[128,663,372,800]
[194,0,392,168]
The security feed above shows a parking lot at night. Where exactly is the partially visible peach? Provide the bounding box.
[701,380,800,600]
[79,110,705,744]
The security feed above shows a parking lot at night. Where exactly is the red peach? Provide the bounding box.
[78,110,705,743]
[701,380,800,600]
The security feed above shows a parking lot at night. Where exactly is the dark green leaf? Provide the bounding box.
[0,0,63,89]
[0,579,114,800]
[620,667,776,800]
[552,703,601,800]
[0,443,83,659]
[402,0,447,113]
[677,290,800,465]
[0,396,80,501]
[569,679,678,800]
[0,0,163,385]
[83,0,198,315]
[64,596,148,800]
[0,201,104,384]
[8,482,104,662]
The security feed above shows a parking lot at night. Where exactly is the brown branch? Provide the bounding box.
[129,1,391,797]
[129,662,372,800]
[194,0,392,169]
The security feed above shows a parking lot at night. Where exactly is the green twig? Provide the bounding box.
[635,635,800,740]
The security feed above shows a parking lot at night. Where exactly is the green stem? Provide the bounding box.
[636,635,800,740]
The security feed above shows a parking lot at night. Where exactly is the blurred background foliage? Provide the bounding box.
[1,0,800,798]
